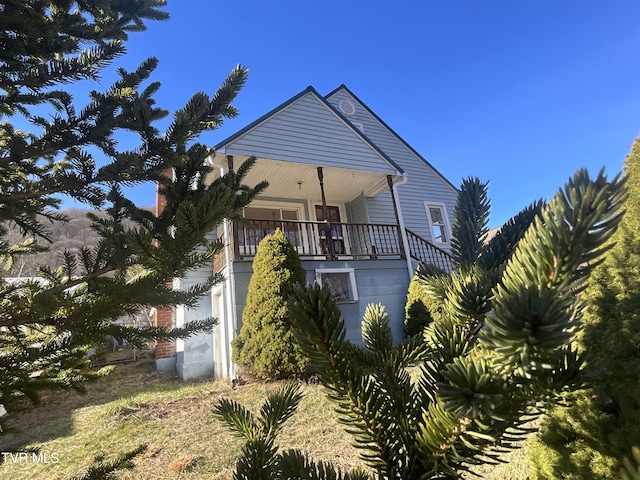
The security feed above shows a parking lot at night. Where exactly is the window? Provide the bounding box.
[315,269,358,303]
[242,206,302,251]
[243,206,299,222]
[425,203,450,244]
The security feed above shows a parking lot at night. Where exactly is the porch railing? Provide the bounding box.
[231,218,404,260]
[213,220,454,272]
[405,228,454,272]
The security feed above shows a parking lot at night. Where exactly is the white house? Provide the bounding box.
[154,85,459,379]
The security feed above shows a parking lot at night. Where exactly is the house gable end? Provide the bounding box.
[325,85,459,245]
[215,88,401,176]
[325,85,458,194]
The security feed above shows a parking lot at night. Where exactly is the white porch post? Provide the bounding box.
[390,175,414,278]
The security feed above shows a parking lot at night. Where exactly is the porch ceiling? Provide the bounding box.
[210,156,396,203]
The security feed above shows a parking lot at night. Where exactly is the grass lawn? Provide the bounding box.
[0,359,532,479]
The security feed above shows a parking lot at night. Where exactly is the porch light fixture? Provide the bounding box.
[297,180,302,190]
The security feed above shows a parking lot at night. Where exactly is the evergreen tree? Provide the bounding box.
[528,139,640,479]
[215,169,626,479]
[405,177,542,338]
[232,229,308,378]
[403,275,435,337]
[0,0,265,438]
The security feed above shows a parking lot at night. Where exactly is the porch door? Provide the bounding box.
[242,206,302,255]
[315,205,345,255]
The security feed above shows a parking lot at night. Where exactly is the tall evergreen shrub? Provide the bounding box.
[232,229,308,378]
[528,140,640,479]
[404,274,435,337]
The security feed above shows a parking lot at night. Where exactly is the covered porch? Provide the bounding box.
[209,155,452,272]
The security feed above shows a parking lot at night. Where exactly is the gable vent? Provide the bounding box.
[351,121,364,133]
[338,99,356,117]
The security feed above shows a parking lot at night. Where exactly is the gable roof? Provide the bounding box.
[325,84,458,193]
[214,86,403,175]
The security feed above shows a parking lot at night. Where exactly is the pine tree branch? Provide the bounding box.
[0,1,267,424]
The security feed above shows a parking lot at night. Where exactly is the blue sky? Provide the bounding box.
[78,0,640,227]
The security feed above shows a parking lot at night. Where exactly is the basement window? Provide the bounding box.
[315,268,358,303]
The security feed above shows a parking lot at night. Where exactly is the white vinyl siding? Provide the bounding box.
[365,190,397,225]
[345,192,369,223]
[224,92,396,175]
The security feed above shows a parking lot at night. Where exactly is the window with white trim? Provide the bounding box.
[425,203,450,244]
[315,268,358,303]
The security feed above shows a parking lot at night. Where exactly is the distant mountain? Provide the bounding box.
[4,209,110,277]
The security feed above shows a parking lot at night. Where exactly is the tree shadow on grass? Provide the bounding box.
[0,358,203,450]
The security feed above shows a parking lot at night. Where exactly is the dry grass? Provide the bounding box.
[0,360,361,479]
[0,360,531,479]
[167,454,200,474]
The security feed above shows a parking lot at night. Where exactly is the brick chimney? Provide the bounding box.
[154,167,177,371]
